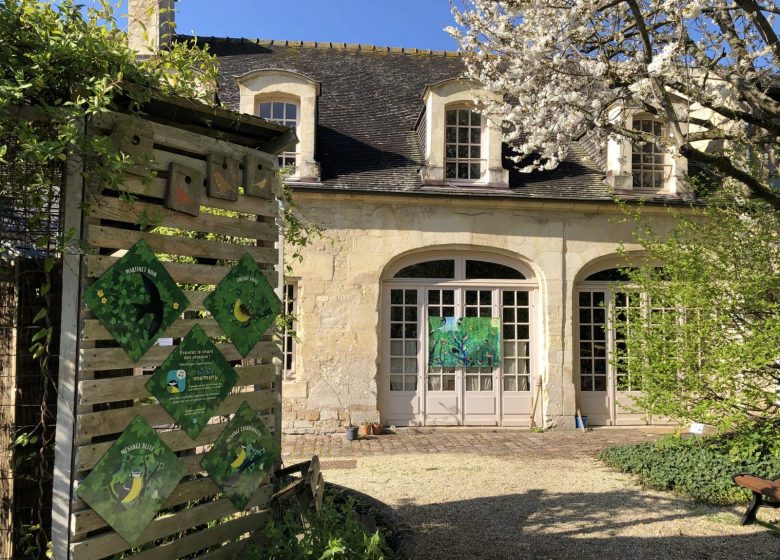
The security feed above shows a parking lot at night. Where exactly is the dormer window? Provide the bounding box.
[236,69,321,182]
[259,99,299,169]
[631,117,669,191]
[418,78,508,188]
[445,107,483,181]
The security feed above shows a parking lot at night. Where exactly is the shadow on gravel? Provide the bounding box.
[395,489,779,560]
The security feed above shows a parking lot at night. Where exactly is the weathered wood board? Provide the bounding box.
[52,110,284,560]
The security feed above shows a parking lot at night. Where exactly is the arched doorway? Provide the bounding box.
[574,266,648,426]
[380,252,538,426]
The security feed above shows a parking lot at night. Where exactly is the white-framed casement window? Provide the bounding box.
[282,281,298,380]
[631,117,670,191]
[445,106,484,181]
[258,99,299,170]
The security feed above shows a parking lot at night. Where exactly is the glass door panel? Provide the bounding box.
[463,289,497,425]
[385,288,420,425]
[425,288,460,424]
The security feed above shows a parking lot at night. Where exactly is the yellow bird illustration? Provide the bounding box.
[120,470,144,504]
[230,445,247,469]
[233,299,252,323]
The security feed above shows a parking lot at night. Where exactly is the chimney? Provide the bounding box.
[128,0,176,56]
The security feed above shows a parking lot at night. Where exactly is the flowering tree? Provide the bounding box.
[450,0,780,209]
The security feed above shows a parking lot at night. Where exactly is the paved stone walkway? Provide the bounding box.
[282,426,674,464]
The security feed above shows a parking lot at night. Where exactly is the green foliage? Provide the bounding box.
[251,493,393,560]
[618,191,780,431]
[428,317,500,367]
[600,428,780,506]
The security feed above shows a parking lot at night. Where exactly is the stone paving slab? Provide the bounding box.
[282,426,674,465]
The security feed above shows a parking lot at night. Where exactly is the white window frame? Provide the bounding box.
[444,105,485,182]
[258,98,300,170]
[282,280,298,380]
[631,116,671,192]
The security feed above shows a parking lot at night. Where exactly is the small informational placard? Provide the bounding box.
[689,422,705,435]
[201,401,279,510]
[157,337,174,347]
[146,326,238,439]
[83,239,188,362]
[204,254,281,357]
[76,416,185,545]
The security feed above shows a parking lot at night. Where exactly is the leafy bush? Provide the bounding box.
[249,492,395,560]
[600,426,780,506]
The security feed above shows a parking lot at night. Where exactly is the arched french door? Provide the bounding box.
[575,267,648,426]
[381,253,538,426]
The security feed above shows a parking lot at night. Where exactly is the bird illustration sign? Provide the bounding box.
[146,326,238,439]
[76,416,185,545]
[83,239,189,362]
[201,401,279,510]
[204,253,281,357]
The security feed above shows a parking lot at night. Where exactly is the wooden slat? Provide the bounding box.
[79,340,280,371]
[111,176,278,217]
[87,225,277,264]
[78,364,277,405]
[88,195,277,236]
[82,317,223,341]
[75,412,275,471]
[72,479,271,535]
[85,254,278,287]
[77,390,276,440]
[124,510,270,560]
[69,496,271,560]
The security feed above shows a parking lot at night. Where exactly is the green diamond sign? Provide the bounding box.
[201,401,278,510]
[204,254,281,357]
[145,326,238,439]
[83,239,188,362]
[76,416,185,545]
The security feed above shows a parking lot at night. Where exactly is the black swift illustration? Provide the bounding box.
[133,273,164,339]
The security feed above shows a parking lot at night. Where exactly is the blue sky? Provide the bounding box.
[119,1,461,51]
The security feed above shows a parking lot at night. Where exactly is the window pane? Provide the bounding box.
[443,291,454,304]
[469,163,481,178]
[405,358,417,373]
[458,110,469,125]
[443,375,456,390]
[446,110,457,125]
[391,306,403,321]
[446,127,456,143]
[503,341,515,357]
[458,145,469,158]
[503,308,515,322]
[466,375,479,391]
[395,260,455,279]
[391,323,402,338]
[259,103,271,119]
[518,376,530,391]
[272,102,284,119]
[390,340,403,355]
[470,145,481,158]
[594,376,607,391]
[480,376,493,391]
[390,375,404,391]
[390,358,403,373]
[404,324,417,338]
[405,290,417,304]
[446,145,456,158]
[405,375,417,391]
[446,162,456,178]
[458,128,469,143]
[581,376,593,391]
[504,376,517,391]
[286,103,297,120]
[405,340,418,355]
[428,376,441,391]
[503,291,515,305]
[405,307,417,321]
[458,163,468,179]
[470,128,481,144]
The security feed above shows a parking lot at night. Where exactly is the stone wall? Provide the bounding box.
[281,191,677,433]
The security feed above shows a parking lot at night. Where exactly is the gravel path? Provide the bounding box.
[323,453,780,560]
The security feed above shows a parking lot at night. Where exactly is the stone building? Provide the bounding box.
[186,35,694,432]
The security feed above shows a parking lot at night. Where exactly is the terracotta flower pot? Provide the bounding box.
[358,424,371,437]
[371,422,382,435]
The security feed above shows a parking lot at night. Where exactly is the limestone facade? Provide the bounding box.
[281,191,677,432]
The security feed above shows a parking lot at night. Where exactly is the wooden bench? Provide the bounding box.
[732,473,780,525]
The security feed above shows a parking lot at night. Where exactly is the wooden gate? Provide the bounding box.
[51,94,292,560]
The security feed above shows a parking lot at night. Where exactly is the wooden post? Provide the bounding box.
[51,141,85,560]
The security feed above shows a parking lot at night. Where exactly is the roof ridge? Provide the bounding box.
[181,35,461,57]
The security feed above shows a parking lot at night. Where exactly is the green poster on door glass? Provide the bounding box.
[428,317,501,368]
[83,239,189,361]
[204,254,281,357]
[201,401,279,510]
[76,416,185,545]
[145,325,238,439]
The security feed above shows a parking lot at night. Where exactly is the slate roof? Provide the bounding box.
[190,37,685,204]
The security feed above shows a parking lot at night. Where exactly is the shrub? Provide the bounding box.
[249,492,395,560]
[599,426,780,506]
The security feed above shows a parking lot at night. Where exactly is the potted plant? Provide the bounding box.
[358,419,372,438]
[371,421,382,435]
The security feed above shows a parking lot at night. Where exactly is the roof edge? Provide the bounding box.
[181,35,461,57]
